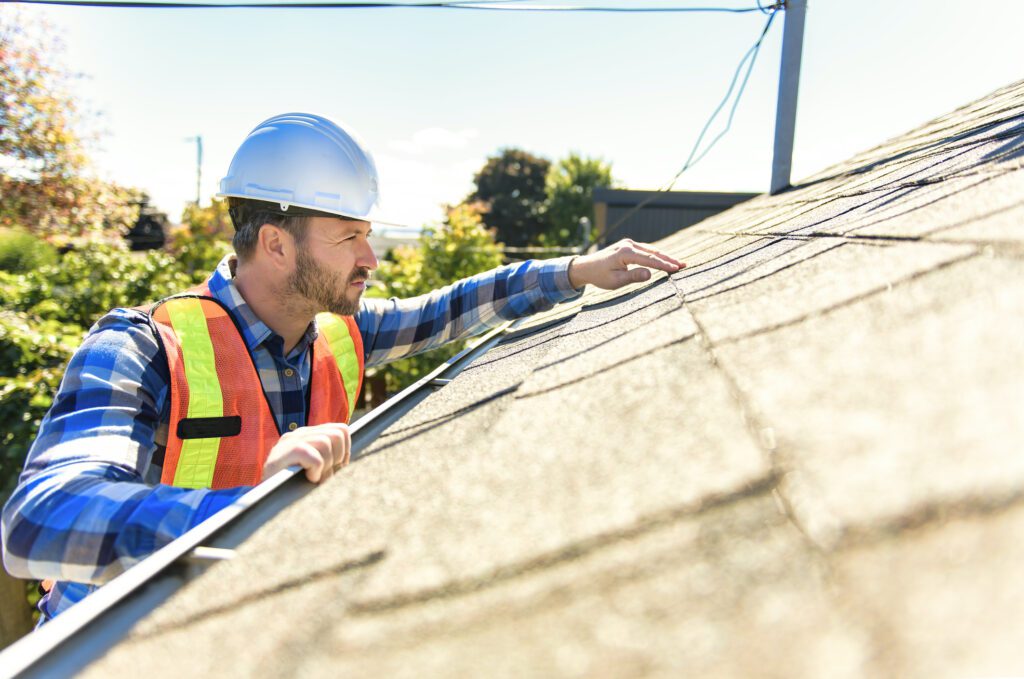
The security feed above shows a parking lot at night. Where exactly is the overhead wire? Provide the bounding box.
[6,0,770,11]
[597,2,781,244]
[7,0,786,243]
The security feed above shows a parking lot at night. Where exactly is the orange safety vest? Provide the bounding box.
[145,283,364,490]
[39,287,364,594]
[37,285,363,595]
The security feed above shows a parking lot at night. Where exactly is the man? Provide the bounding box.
[1,113,683,624]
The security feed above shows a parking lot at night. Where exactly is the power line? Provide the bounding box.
[5,0,769,10]
[598,3,780,244]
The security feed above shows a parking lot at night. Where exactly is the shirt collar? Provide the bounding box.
[206,253,319,357]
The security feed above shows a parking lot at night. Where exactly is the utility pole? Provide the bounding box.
[579,216,591,252]
[185,135,203,205]
[770,0,807,195]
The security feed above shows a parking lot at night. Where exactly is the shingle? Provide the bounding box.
[296,495,871,679]
[515,282,689,395]
[80,556,374,679]
[348,296,767,603]
[671,235,841,302]
[364,317,567,437]
[822,170,1024,241]
[94,495,872,679]
[688,240,975,344]
[714,255,1024,547]
[834,503,1024,679]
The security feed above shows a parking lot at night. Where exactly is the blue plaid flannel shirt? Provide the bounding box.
[1,253,581,623]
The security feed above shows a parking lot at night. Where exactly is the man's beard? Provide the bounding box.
[286,244,369,316]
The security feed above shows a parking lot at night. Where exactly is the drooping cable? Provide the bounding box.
[598,4,780,244]
[4,0,770,12]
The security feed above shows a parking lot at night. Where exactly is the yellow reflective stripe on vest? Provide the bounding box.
[316,313,360,419]
[165,298,223,489]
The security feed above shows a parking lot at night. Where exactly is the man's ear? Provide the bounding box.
[257,223,293,270]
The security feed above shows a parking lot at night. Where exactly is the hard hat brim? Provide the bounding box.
[215,193,408,228]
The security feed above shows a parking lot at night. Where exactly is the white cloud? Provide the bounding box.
[388,127,479,155]
[374,152,481,229]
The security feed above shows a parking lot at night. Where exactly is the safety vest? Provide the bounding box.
[145,283,364,490]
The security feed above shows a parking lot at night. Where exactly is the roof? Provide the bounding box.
[593,189,758,247]
[81,78,1024,677]
[592,188,759,208]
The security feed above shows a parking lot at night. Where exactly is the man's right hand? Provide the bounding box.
[568,239,684,290]
[260,422,351,484]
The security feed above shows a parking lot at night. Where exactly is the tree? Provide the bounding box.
[467,148,551,248]
[371,204,503,393]
[0,17,137,242]
[173,198,235,282]
[0,15,152,644]
[414,203,504,293]
[544,153,614,247]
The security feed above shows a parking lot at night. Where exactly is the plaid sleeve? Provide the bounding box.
[356,256,583,368]
[1,309,249,586]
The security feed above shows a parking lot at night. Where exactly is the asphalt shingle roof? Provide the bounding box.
[82,78,1024,678]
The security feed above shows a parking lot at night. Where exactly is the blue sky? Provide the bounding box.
[7,0,1024,230]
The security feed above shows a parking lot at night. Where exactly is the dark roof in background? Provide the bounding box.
[592,188,758,208]
[593,188,757,246]
[83,78,1024,677]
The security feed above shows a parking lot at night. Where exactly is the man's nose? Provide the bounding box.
[358,237,378,270]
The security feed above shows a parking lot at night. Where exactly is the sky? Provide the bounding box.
[5,0,1024,231]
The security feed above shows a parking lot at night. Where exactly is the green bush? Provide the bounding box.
[9,242,194,328]
[0,229,58,273]
[170,236,233,284]
[0,311,83,498]
[173,198,234,283]
[0,271,32,309]
[0,240,197,498]
[0,367,70,498]
[0,311,82,376]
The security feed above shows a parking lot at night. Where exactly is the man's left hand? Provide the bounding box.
[568,239,685,290]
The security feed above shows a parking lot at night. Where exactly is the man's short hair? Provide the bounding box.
[228,197,310,261]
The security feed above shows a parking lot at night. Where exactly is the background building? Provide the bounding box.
[593,189,756,247]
